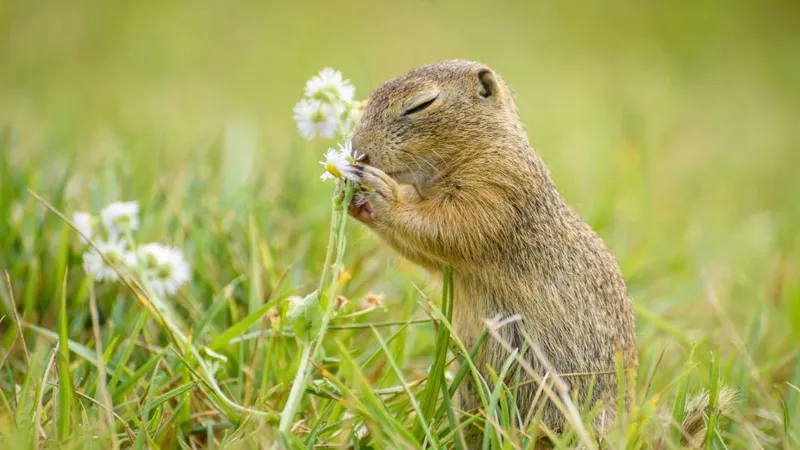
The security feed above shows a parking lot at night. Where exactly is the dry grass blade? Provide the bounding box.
[88,281,119,449]
[75,390,136,442]
[33,344,58,450]
[644,345,668,401]
[5,271,30,368]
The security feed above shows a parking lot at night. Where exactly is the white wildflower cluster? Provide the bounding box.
[72,201,191,297]
[292,67,366,183]
[293,68,365,140]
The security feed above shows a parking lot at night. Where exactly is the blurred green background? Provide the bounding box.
[2,0,799,212]
[3,0,800,371]
[1,0,799,445]
[3,0,798,308]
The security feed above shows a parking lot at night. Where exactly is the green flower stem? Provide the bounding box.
[313,182,355,358]
[279,180,355,434]
[278,343,313,431]
[316,186,343,294]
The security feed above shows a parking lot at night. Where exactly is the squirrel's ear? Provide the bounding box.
[476,68,502,102]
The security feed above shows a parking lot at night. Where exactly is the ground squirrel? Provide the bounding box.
[347,60,716,444]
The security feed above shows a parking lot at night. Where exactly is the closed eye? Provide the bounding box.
[401,94,439,116]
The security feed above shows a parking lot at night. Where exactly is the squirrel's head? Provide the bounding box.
[352,59,523,186]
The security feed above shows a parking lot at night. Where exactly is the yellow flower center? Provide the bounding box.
[311,109,327,123]
[325,162,342,179]
[106,249,121,264]
[156,263,172,279]
[145,253,158,269]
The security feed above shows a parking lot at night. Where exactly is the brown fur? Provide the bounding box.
[348,60,638,439]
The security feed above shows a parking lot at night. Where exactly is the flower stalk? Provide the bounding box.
[280,66,362,436]
[279,180,355,434]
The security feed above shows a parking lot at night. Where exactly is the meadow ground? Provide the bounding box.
[1,1,799,448]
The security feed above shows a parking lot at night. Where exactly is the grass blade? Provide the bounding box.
[704,351,720,448]
[112,350,167,403]
[147,381,198,413]
[439,370,465,450]
[192,276,245,340]
[108,311,148,395]
[332,339,420,448]
[56,269,75,441]
[207,299,282,352]
[432,329,489,426]
[373,326,439,449]
[34,345,59,450]
[671,344,695,444]
[26,322,122,376]
[415,266,452,440]
[482,351,518,450]
[781,398,790,440]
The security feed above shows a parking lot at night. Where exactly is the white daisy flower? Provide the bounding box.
[339,139,364,162]
[293,98,339,140]
[336,101,365,137]
[319,141,358,182]
[137,243,191,298]
[346,100,365,123]
[101,201,140,237]
[346,104,363,125]
[72,212,93,242]
[83,239,134,282]
[304,68,355,104]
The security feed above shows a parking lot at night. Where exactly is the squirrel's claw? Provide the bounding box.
[348,164,399,224]
[352,164,397,202]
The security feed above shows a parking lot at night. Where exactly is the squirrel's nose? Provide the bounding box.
[351,134,370,164]
[355,153,369,164]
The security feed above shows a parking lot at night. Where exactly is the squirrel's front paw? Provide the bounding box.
[348,193,376,223]
[349,164,398,223]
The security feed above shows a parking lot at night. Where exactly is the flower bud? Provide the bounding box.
[287,291,323,342]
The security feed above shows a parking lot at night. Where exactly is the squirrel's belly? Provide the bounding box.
[450,274,626,433]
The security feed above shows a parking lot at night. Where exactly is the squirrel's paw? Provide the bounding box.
[348,192,375,222]
[349,164,398,223]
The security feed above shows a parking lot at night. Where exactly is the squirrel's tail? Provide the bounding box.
[656,387,738,449]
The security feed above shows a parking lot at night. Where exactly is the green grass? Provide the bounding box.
[1,0,799,448]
